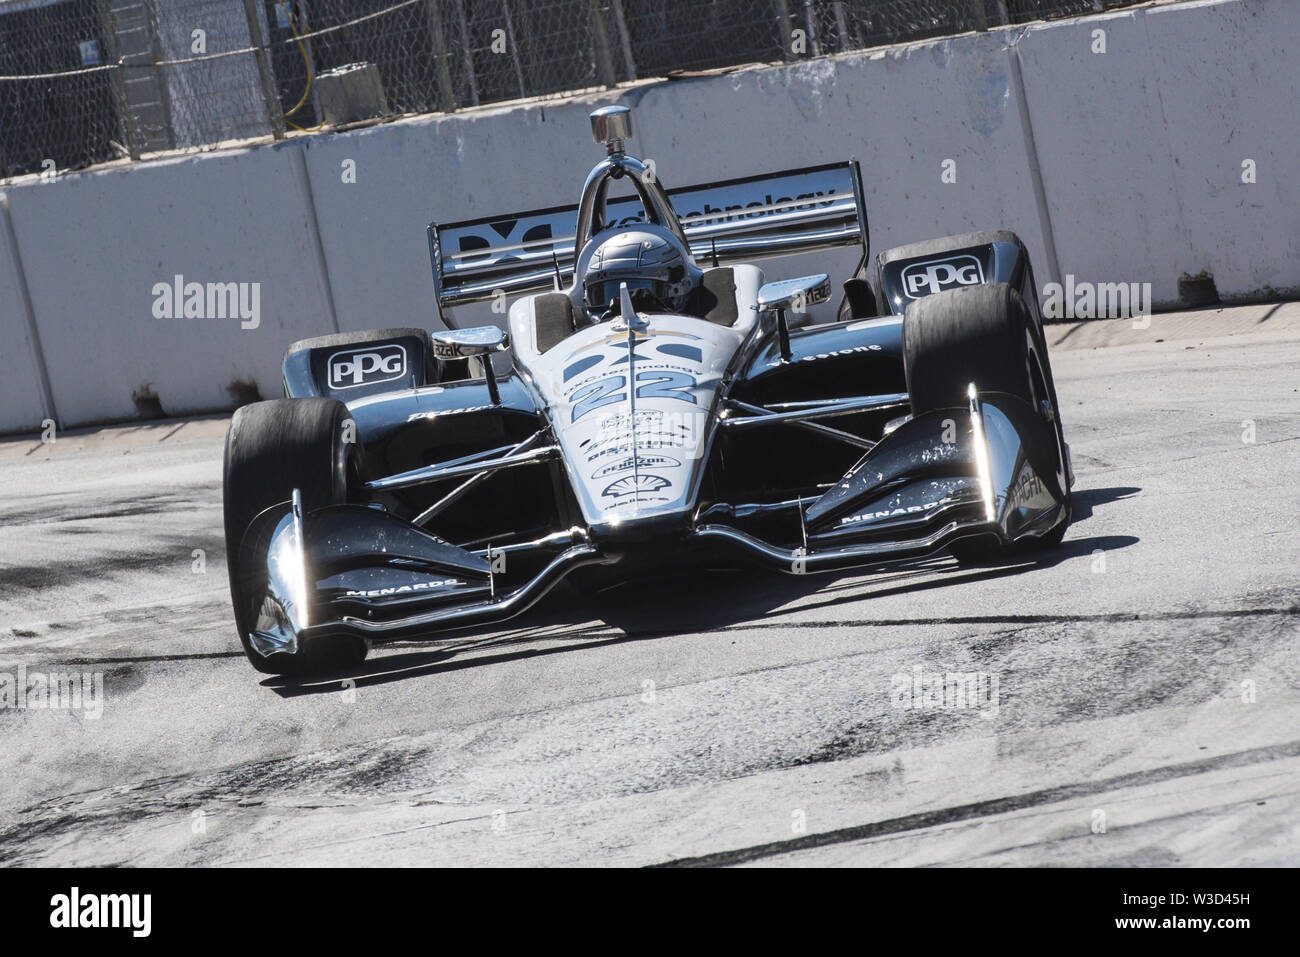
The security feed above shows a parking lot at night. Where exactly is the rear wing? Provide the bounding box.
[428,160,867,319]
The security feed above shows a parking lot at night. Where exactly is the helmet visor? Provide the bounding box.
[585,277,674,313]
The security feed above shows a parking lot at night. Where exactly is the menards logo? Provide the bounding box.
[345,579,462,598]
[838,500,940,526]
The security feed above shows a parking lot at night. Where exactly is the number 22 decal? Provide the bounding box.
[571,371,697,422]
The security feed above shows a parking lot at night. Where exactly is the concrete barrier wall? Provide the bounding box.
[626,31,1055,294]
[300,103,607,336]
[1142,0,1300,301]
[3,147,337,426]
[1017,0,1300,306]
[0,0,1293,434]
[0,196,51,434]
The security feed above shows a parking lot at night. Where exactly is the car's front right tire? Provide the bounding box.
[901,282,1071,563]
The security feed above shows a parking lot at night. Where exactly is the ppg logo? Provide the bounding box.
[327,344,407,389]
[900,255,985,299]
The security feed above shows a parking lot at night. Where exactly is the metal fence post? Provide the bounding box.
[452,0,480,106]
[101,2,140,159]
[241,0,285,139]
[589,0,618,88]
[773,0,793,60]
[424,0,459,110]
[802,0,821,56]
[830,1,851,53]
[500,0,527,98]
[609,0,637,80]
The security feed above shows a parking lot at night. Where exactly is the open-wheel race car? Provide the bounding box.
[222,104,1074,675]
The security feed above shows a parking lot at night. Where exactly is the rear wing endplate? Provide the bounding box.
[428,160,867,320]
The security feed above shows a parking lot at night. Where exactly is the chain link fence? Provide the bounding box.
[1,0,1147,181]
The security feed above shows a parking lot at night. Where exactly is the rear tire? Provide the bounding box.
[223,398,369,675]
[901,283,1069,563]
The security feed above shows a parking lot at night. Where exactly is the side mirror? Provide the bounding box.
[431,326,510,404]
[431,325,510,359]
[590,104,632,154]
[757,274,831,314]
[756,274,830,362]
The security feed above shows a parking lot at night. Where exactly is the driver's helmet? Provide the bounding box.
[583,230,692,317]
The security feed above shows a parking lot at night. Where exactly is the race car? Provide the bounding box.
[222,104,1074,675]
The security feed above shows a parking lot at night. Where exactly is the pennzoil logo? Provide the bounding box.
[328,344,407,390]
[591,454,681,479]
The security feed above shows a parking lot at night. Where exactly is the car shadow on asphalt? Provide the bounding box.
[263,486,1142,697]
[1069,485,1140,521]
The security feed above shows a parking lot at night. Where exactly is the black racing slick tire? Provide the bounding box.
[222,397,369,675]
[901,282,1070,563]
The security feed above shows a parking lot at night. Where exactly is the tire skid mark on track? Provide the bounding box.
[26,606,1295,669]
[2,609,1295,865]
[48,652,245,665]
[719,605,1300,631]
[0,546,220,591]
[0,488,215,526]
[939,775,1300,868]
[652,736,1300,868]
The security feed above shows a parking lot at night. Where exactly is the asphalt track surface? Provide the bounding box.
[1,304,1298,867]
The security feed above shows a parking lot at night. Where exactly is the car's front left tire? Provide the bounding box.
[222,397,369,675]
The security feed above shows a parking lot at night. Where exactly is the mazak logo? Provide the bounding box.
[901,255,984,299]
[328,344,406,390]
[50,887,151,937]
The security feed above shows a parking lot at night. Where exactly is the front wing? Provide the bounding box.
[235,387,1068,655]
